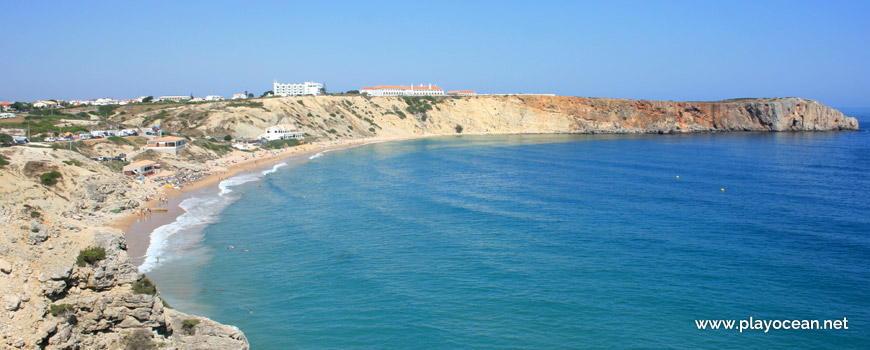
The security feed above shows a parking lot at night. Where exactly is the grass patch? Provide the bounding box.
[0,154,9,167]
[181,319,200,335]
[40,171,62,186]
[50,303,75,317]
[76,247,106,267]
[62,159,83,166]
[161,299,173,309]
[227,101,264,109]
[31,211,41,218]
[132,277,156,295]
[193,139,233,155]
[107,136,133,146]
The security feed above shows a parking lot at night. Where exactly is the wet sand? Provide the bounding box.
[115,136,420,266]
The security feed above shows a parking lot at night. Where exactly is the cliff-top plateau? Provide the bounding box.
[0,95,858,349]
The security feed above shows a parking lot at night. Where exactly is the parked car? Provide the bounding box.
[13,136,29,144]
[45,137,56,142]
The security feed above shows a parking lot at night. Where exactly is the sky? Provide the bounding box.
[1,0,868,108]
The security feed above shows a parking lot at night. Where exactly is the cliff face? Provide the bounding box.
[116,96,856,141]
[0,147,248,349]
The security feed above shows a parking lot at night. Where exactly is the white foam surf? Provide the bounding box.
[262,162,287,176]
[139,195,228,273]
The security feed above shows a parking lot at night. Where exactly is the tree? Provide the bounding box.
[247,92,254,99]
[319,87,327,95]
[346,90,359,95]
[260,90,273,98]
[97,105,119,117]
[142,96,153,103]
[223,135,232,141]
[11,101,30,111]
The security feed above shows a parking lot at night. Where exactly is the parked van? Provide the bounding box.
[13,136,29,144]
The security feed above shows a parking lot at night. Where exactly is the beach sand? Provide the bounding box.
[115,136,419,266]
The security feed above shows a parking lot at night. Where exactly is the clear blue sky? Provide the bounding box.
[1,0,868,108]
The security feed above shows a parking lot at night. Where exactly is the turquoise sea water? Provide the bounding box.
[149,130,869,349]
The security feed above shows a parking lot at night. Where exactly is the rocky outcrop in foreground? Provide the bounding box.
[0,147,247,349]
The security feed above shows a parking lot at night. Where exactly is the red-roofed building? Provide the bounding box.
[360,84,445,97]
[0,102,11,111]
[447,90,476,96]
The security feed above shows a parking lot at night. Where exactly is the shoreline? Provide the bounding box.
[114,135,422,268]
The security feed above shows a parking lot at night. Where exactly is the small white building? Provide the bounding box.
[260,124,303,141]
[32,100,59,108]
[360,84,445,97]
[157,95,192,102]
[447,90,477,96]
[205,95,224,101]
[0,113,15,119]
[273,80,323,96]
[146,136,186,155]
[231,93,247,100]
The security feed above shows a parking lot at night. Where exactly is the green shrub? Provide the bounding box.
[40,171,62,186]
[223,135,232,141]
[62,159,82,166]
[396,111,407,119]
[76,247,106,267]
[327,129,337,134]
[455,124,463,133]
[261,138,301,150]
[0,133,13,147]
[296,100,304,106]
[0,155,8,167]
[31,228,39,233]
[161,299,173,309]
[132,277,156,295]
[123,329,156,350]
[31,211,41,218]
[181,319,200,335]
[50,303,75,316]
[227,101,264,108]
[368,127,375,132]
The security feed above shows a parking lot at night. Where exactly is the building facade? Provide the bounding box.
[157,95,191,102]
[260,124,303,141]
[360,84,445,97]
[273,80,323,96]
[447,90,477,96]
[146,136,186,155]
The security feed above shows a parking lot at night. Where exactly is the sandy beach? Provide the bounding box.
[115,136,420,266]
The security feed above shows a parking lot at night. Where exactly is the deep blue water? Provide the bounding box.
[150,131,869,349]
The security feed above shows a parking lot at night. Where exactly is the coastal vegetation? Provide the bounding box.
[0,154,9,168]
[49,304,75,317]
[0,134,13,147]
[227,101,264,109]
[455,124,463,133]
[261,138,301,149]
[76,247,106,267]
[181,319,200,335]
[132,277,157,295]
[107,136,133,146]
[39,171,62,186]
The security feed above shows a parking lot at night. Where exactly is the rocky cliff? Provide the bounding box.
[110,96,856,141]
[0,147,248,349]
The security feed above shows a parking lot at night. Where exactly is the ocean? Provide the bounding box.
[146,128,869,349]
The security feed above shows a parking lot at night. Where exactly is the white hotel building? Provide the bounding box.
[360,84,445,97]
[273,80,324,96]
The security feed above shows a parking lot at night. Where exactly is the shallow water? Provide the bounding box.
[149,131,869,349]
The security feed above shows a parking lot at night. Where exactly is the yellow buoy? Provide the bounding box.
[721,188,725,192]
[676,176,680,179]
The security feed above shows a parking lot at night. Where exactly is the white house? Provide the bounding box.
[447,90,477,96]
[273,80,323,96]
[360,84,445,97]
[0,113,15,119]
[260,124,303,141]
[146,136,186,155]
[231,93,247,100]
[205,95,224,101]
[32,100,58,108]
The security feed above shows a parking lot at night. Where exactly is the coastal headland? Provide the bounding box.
[0,95,858,349]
